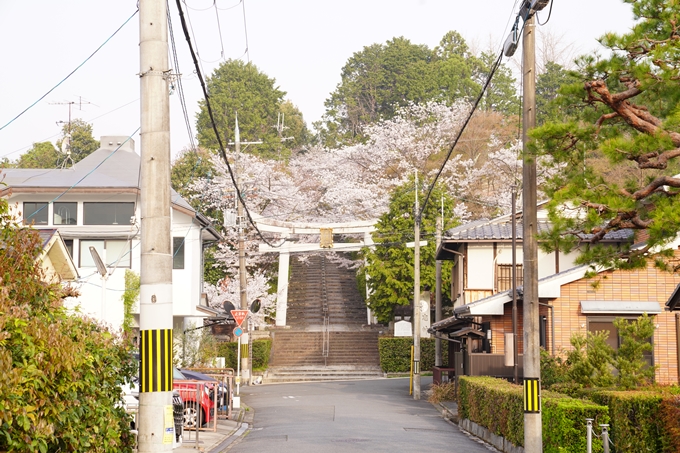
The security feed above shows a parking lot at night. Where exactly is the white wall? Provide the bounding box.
[467,244,494,289]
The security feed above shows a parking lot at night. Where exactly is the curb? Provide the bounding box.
[208,405,252,453]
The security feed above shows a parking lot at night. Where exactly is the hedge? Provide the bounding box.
[217,339,272,371]
[587,390,669,452]
[378,337,449,373]
[458,376,609,452]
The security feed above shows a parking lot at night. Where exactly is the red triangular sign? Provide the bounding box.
[231,309,249,327]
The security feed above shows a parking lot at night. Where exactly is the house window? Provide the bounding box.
[80,240,131,268]
[63,239,74,259]
[53,202,77,225]
[173,237,185,270]
[23,202,48,225]
[83,202,134,225]
[588,317,654,367]
[496,264,523,292]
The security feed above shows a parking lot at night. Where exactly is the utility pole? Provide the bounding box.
[413,170,421,400]
[522,11,542,453]
[511,186,519,385]
[435,216,442,368]
[138,0,174,450]
[232,113,261,386]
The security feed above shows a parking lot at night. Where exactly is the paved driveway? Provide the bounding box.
[226,377,494,453]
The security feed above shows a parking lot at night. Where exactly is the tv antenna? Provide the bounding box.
[50,96,95,168]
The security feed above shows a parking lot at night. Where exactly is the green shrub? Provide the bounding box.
[0,197,136,452]
[217,339,271,371]
[613,315,657,389]
[660,395,680,452]
[541,347,569,388]
[542,396,609,453]
[252,339,272,371]
[458,376,608,451]
[378,337,448,373]
[588,390,668,452]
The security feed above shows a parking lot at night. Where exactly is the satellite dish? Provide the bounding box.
[250,299,261,314]
[223,301,235,317]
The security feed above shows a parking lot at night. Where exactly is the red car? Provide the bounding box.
[173,368,215,428]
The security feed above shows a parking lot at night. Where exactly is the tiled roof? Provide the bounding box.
[445,220,633,242]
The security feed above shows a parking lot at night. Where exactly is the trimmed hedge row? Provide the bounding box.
[378,337,449,373]
[586,390,671,452]
[216,339,272,371]
[458,376,609,452]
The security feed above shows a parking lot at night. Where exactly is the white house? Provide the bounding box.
[436,206,633,308]
[1,136,221,335]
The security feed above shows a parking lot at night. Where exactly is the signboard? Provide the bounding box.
[231,309,249,327]
[233,326,243,337]
[394,320,412,337]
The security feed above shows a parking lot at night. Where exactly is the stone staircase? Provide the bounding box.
[265,254,383,383]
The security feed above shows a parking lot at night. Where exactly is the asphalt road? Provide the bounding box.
[226,377,494,453]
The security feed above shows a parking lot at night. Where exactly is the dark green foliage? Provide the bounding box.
[532,0,680,271]
[378,337,448,373]
[588,390,667,452]
[195,60,308,159]
[14,141,59,168]
[612,314,657,389]
[360,179,457,324]
[458,377,609,452]
[535,62,575,125]
[0,190,136,452]
[542,397,609,453]
[540,347,569,388]
[317,31,517,147]
[15,120,99,169]
[567,331,615,388]
[659,395,680,452]
[251,339,272,371]
[121,270,140,334]
[216,339,271,371]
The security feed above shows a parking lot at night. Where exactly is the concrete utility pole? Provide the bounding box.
[413,170,421,400]
[522,13,543,453]
[138,0,174,451]
[435,216,442,368]
[511,186,519,385]
[232,113,262,384]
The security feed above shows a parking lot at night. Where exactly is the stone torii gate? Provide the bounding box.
[254,214,376,327]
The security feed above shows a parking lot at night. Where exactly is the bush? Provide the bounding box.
[458,376,608,452]
[0,194,136,452]
[378,337,448,373]
[217,339,271,371]
[588,390,668,452]
[428,382,457,404]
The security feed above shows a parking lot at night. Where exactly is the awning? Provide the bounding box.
[580,300,662,315]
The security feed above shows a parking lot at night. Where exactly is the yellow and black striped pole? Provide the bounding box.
[523,377,540,413]
[140,328,173,393]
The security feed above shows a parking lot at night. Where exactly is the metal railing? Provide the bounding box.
[586,419,613,453]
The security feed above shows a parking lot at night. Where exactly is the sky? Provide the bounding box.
[0,0,635,162]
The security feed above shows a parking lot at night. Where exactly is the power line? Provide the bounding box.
[0,9,139,132]
[174,0,279,248]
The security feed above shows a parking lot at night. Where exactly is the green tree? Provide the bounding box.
[57,119,100,163]
[535,61,573,125]
[566,330,615,388]
[0,184,136,452]
[195,60,308,159]
[15,141,59,168]
[122,270,140,334]
[317,31,518,148]
[360,179,458,324]
[533,0,680,271]
[613,314,657,389]
[317,37,437,148]
[15,120,99,169]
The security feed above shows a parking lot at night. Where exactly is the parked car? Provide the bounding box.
[173,367,215,428]
[180,368,231,411]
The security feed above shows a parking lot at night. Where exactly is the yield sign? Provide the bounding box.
[231,309,249,327]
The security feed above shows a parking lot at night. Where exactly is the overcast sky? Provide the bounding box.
[0,0,634,162]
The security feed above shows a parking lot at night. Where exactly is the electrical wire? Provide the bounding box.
[537,0,554,26]
[174,0,279,248]
[217,0,242,11]
[0,9,139,132]
[241,0,251,63]
[213,0,226,60]
[417,50,505,223]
